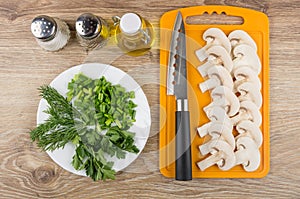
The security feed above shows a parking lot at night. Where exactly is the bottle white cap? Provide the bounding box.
[120,13,141,35]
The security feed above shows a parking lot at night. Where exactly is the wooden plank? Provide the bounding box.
[0,0,299,198]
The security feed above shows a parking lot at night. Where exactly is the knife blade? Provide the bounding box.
[166,11,192,181]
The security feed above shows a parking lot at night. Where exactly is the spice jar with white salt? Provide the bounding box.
[31,15,70,52]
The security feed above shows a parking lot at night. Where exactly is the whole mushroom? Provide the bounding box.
[228,30,257,52]
[195,28,231,61]
[197,106,232,137]
[231,100,262,126]
[199,66,233,93]
[199,122,235,155]
[235,136,261,172]
[236,120,263,147]
[197,140,236,171]
[203,86,240,117]
[232,44,261,75]
[197,45,233,77]
[237,82,263,108]
[233,66,262,91]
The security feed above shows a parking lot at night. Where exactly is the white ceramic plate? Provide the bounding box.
[36,63,151,176]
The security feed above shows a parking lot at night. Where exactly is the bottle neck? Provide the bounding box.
[119,13,143,36]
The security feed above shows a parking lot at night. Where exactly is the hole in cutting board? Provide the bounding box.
[186,12,244,25]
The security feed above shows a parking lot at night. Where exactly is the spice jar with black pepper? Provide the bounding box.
[75,13,110,51]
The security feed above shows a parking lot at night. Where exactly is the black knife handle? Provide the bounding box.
[175,111,192,181]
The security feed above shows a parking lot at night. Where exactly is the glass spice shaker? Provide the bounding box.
[75,13,110,50]
[31,15,70,51]
[112,13,154,56]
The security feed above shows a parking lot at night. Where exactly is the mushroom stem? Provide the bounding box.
[199,136,235,156]
[197,60,214,77]
[199,78,220,93]
[197,123,211,137]
[197,152,223,171]
[196,45,210,62]
[199,139,232,156]
[199,141,214,155]
[235,149,247,165]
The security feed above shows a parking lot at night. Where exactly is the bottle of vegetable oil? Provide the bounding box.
[112,13,154,56]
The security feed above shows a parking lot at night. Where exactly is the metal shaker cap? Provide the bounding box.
[31,15,57,41]
[76,13,102,39]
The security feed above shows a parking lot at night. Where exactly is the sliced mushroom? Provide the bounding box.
[197,45,233,77]
[197,122,212,138]
[237,82,263,108]
[233,66,262,91]
[199,66,233,93]
[228,30,257,52]
[233,44,261,75]
[195,28,231,61]
[197,140,235,171]
[206,106,231,122]
[199,122,235,155]
[203,86,240,117]
[231,100,262,126]
[197,106,232,138]
[236,120,263,147]
[235,136,260,172]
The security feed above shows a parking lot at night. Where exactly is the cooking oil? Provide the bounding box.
[113,13,154,56]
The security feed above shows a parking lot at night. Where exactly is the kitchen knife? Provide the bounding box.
[166,11,192,181]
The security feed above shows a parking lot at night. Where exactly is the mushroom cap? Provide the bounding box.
[237,82,263,108]
[199,121,235,156]
[236,120,263,147]
[208,122,235,148]
[204,86,240,116]
[206,46,233,73]
[197,140,235,171]
[206,106,231,125]
[203,28,231,53]
[228,30,257,52]
[233,44,261,74]
[235,136,260,172]
[239,100,262,126]
[207,66,234,90]
[233,66,262,90]
[209,140,235,171]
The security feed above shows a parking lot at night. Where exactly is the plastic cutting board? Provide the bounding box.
[159,6,269,178]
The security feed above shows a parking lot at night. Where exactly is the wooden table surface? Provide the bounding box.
[0,0,299,198]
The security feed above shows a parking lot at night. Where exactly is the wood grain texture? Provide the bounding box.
[0,0,299,198]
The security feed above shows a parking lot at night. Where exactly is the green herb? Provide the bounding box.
[67,73,137,130]
[29,73,139,181]
[30,86,78,151]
